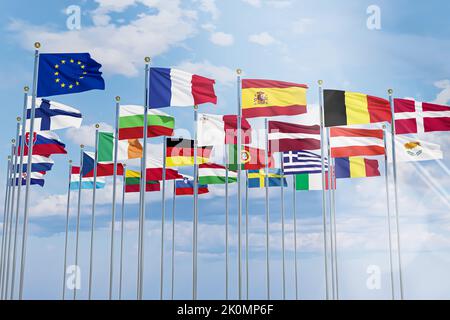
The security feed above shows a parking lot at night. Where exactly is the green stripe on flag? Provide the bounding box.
[198,176,237,185]
[98,132,114,162]
[295,174,310,191]
[119,114,174,130]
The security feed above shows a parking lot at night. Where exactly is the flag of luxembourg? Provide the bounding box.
[26,97,82,131]
[149,68,217,108]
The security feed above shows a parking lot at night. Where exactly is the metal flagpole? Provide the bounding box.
[118,165,126,300]
[193,105,199,300]
[0,156,12,296]
[318,80,329,300]
[225,144,229,300]
[171,180,176,300]
[245,171,249,300]
[18,42,40,300]
[137,57,151,300]
[388,89,404,300]
[326,128,335,300]
[73,145,84,300]
[160,138,167,300]
[236,69,243,300]
[62,160,73,300]
[88,125,100,299]
[264,118,270,300]
[1,148,13,299]
[280,153,286,300]
[11,88,29,300]
[382,125,395,300]
[292,176,299,300]
[331,158,339,300]
[109,96,121,300]
[5,124,21,299]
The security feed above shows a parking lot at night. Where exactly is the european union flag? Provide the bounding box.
[37,53,105,97]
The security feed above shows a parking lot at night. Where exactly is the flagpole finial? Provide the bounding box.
[115,96,121,102]
[7,156,11,160]
[95,124,100,129]
[69,160,72,164]
[145,57,151,64]
[11,139,15,144]
[80,144,84,149]
[24,86,29,92]
[194,104,198,110]
[17,117,21,122]
[236,68,242,75]
[388,89,393,95]
[318,80,323,85]
[34,42,41,49]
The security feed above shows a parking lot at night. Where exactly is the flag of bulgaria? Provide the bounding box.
[198,163,237,184]
[119,105,175,140]
[98,132,142,162]
[295,172,333,191]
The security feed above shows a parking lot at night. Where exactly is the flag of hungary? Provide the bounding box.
[98,132,143,162]
[198,163,237,184]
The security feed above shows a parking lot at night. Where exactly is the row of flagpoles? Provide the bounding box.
[2,40,435,300]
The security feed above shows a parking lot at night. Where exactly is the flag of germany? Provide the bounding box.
[323,90,391,127]
[166,138,212,167]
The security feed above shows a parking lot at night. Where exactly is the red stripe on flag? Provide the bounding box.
[395,118,417,134]
[422,102,450,112]
[242,105,307,119]
[71,166,80,174]
[118,126,174,140]
[242,79,308,89]
[367,95,391,123]
[192,74,217,106]
[146,168,183,181]
[394,98,415,113]
[271,139,320,153]
[364,158,381,177]
[330,127,383,139]
[269,121,320,134]
[199,163,226,169]
[223,115,252,144]
[331,146,385,158]
[84,163,124,177]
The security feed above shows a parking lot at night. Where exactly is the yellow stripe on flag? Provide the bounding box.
[345,92,370,125]
[166,156,209,167]
[241,87,307,110]
[126,170,140,178]
[349,157,367,178]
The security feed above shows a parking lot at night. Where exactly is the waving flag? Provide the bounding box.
[241,79,308,118]
[82,152,124,177]
[149,68,217,108]
[394,99,450,134]
[295,172,334,191]
[119,105,174,139]
[324,90,391,127]
[335,157,380,179]
[228,145,274,171]
[198,113,252,146]
[330,127,385,158]
[70,166,106,190]
[15,155,54,173]
[283,150,328,175]
[269,121,321,152]
[13,172,45,187]
[146,154,184,180]
[175,177,209,196]
[387,134,443,162]
[26,97,82,131]
[166,138,213,167]
[37,53,105,97]
[125,170,160,193]
[98,132,142,162]
[18,131,67,156]
[199,163,237,184]
[248,169,287,188]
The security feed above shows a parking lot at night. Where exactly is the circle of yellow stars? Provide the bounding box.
[53,58,88,89]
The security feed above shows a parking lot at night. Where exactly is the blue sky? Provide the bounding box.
[1,0,450,300]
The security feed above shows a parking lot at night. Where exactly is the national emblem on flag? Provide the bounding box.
[26,97,82,131]
[227,145,274,171]
[149,68,217,108]
[324,90,391,127]
[394,99,450,134]
[241,79,308,118]
[387,134,443,162]
[175,177,209,196]
[18,131,67,156]
[37,53,105,97]
[248,169,287,188]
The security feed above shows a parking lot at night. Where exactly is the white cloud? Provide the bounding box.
[433,79,450,105]
[201,23,216,32]
[210,32,234,46]
[195,0,220,20]
[248,32,276,46]
[292,18,315,34]
[242,0,262,7]
[65,122,113,147]
[9,1,198,77]
[176,60,235,86]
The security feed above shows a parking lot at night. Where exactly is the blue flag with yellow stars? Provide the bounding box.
[37,53,105,97]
